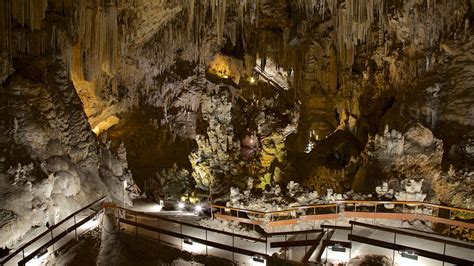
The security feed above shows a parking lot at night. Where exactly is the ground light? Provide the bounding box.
[35,249,48,259]
[398,250,424,266]
[325,243,349,263]
[195,205,202,212]
[183,238,193,245]
[251,255,266,266]
[252,256,265,263]
[400,250,418,260]
[249,77,256,84]
[331,243,346,252]
[28,249,49,266]
[177,202,185,210]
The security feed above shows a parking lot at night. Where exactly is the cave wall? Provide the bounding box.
[0,0,473,247]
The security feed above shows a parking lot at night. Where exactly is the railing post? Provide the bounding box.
[305,232,307,255]
[442,242,447,266]
[157,218,160,242]
[22,249,25,259]
[135,214,138,239]
[391,233,396,266]
[232,235,235,262]
[447,209,452,237]
[265,236,268,255]
[117,209,121,238]
[51,230,55,253]
[349,223,353,259]
[373,203,377,225]
[73,215,78,240]
[206,230,208,256]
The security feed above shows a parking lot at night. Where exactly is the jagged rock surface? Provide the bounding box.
[0,59,135,248]
[0,0,473,249]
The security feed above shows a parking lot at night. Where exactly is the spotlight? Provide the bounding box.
[35,249,48,259]
[400,250,418,260]
[195,205,203,212]
[330,243,346,252]
[252,256,265,263]
[177,202,185,210]
[249,77,256,84]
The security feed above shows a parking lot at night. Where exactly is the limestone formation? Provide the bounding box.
[0,0,473,250]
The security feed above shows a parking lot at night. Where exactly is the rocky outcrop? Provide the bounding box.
[0,58,135,248]
[433,166,473,210]
[352,123,443,194]
[189,88,241,192]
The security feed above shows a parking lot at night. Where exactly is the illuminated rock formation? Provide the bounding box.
[0,0,473,249]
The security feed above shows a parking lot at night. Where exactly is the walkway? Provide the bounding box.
[2,198,472,265]
[212,200,474,234]
[113,201,474,265]
[253,65,289,91]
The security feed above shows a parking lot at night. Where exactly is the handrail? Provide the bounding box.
[212,200,474,242]
[341,200,474,213]
[348,234,473,265]
[19,209,103,266]
[1,196,107,265]
[210,205,267,215]
[264,228,323,237]
[105,204,267,243]
[253,65,288,91]
[111,205,327,252]
[349,220,474,249]
[213,200,474,215]
[119,218,268,258]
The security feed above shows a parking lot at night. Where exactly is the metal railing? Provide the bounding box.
[109,204,325,263]
[253,65,289,90]
[2,198,471,265]
[212,200,474,240]
[0,196,107,266]
[111,204,474,264]
[348,221,474,265]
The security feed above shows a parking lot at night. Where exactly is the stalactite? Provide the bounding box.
[0,0,12,56]
[335,0,385,67]
[104,2,118,76]
[238,0,248,49]
[216,0,226,45]
[11,0,48,31]
[187,0,195,40]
